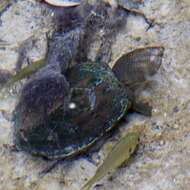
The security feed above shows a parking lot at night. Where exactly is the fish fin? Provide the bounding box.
[5,59,45,88]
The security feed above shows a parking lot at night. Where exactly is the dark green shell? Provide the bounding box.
[14,61,131,159]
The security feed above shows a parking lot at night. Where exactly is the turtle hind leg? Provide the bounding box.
[112,46,164,89]
[126,84,153,117]
[112,46,163,116]
[125,87,152,117]
[132,101,152,117]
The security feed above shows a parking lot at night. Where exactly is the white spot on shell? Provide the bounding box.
[69,102,76,109]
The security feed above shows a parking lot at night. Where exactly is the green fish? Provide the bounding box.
[82,132,140,190]
[6,59,45,86]
[0,0,11,13]
[0,59,45,97]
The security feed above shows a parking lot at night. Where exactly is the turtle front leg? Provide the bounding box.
[112,46,164,90]
[132,101,152,116]
[112,47,164,116]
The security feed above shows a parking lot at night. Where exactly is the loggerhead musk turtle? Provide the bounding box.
[13,1,164,160]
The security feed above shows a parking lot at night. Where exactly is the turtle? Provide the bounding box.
[13,1,164,160]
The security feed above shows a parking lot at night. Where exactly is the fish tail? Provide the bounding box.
[82,177,97,190]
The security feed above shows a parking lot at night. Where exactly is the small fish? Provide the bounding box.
[82,132,140,190]
[7,59,45,85]
[0,0,11,13]
[0,59,45,94]
[0,59,45,99]
[44,0,81,7]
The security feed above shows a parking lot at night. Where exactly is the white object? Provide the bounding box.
[69,102,76,109]
[44,0,81,7]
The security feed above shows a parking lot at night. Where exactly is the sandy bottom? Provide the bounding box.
[0,0,190,190]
